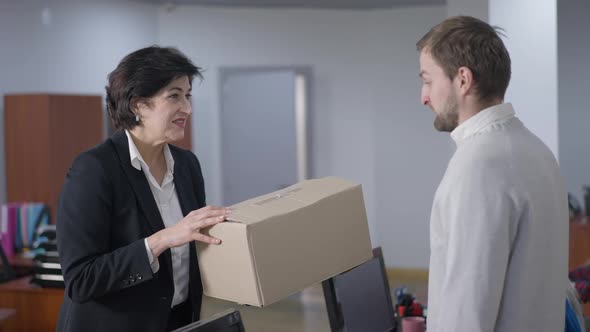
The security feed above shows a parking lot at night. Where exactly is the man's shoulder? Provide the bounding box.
[452,139,509,173]
[455,124,554,169]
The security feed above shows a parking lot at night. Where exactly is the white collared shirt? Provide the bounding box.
[126,130,189,307]
[428,103,568,331]
[449,102,516,143]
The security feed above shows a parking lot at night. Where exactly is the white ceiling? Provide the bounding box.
[130,0,445,10]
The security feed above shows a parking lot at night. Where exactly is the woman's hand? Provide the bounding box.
[147,206,230,258]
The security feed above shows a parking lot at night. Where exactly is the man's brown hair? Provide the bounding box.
[417,16,511,103]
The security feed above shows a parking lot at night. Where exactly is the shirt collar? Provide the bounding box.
[125,130,175,174]
[450,102,516,143]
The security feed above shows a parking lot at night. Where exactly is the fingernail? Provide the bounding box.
[216,239,221,244]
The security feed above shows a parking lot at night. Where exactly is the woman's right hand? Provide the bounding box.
[147,205,230,258]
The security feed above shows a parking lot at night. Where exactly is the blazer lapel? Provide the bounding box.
[111,131,167,233]
[111,131,173,277]
[171,148,203,306]
[172,153,197,217]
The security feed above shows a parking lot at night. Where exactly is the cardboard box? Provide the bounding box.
[196,177,373,307]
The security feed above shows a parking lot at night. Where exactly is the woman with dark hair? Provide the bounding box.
[56,46,228,332]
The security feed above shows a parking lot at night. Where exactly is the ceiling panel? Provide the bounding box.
[130,0,445,10]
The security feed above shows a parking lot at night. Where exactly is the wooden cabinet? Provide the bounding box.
[569,221,590,316]
[570,221,590,270]
[0,277,63,332]
[4,94,103,222]
[0,308,16,332]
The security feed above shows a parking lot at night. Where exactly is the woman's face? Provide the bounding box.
[134,75,192,144]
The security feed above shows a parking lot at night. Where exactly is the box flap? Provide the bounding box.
[227,177,358,225]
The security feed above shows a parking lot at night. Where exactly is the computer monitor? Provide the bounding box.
[322,247,396,332]
[171,309,246,332]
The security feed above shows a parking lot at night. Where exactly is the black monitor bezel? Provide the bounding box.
[171,309,246,332]
[322,247,396,332]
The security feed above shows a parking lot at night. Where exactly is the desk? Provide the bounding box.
[0,276,63,332]
[570,221,590,316]
[0,308,16,332]
[7,253,34,277]
[570,221,590,269]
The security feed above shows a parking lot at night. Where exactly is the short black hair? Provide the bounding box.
[106,46,202,130]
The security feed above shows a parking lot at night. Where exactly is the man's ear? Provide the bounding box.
[456,66,474,96]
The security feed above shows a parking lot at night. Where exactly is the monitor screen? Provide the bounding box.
[323,248,396,332]
[171,309,245,332]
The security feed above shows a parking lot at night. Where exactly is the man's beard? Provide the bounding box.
[433,95,459,132]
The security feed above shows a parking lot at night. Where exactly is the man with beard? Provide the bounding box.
[417,16,568,331]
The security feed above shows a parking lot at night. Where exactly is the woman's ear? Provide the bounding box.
[130,97,140,114]
[130,97,148,118]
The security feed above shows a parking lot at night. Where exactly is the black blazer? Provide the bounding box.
[56,131,206,332]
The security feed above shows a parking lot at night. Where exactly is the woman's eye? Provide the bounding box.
[186,94,192,98]
[169,94,179,99]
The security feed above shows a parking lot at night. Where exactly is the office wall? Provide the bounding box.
[490,0,559,157]
[370,8,453,268]
[446,0,488,19]
[0,0,157,204]
[158,5,449,268]
[558,0,590,204]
